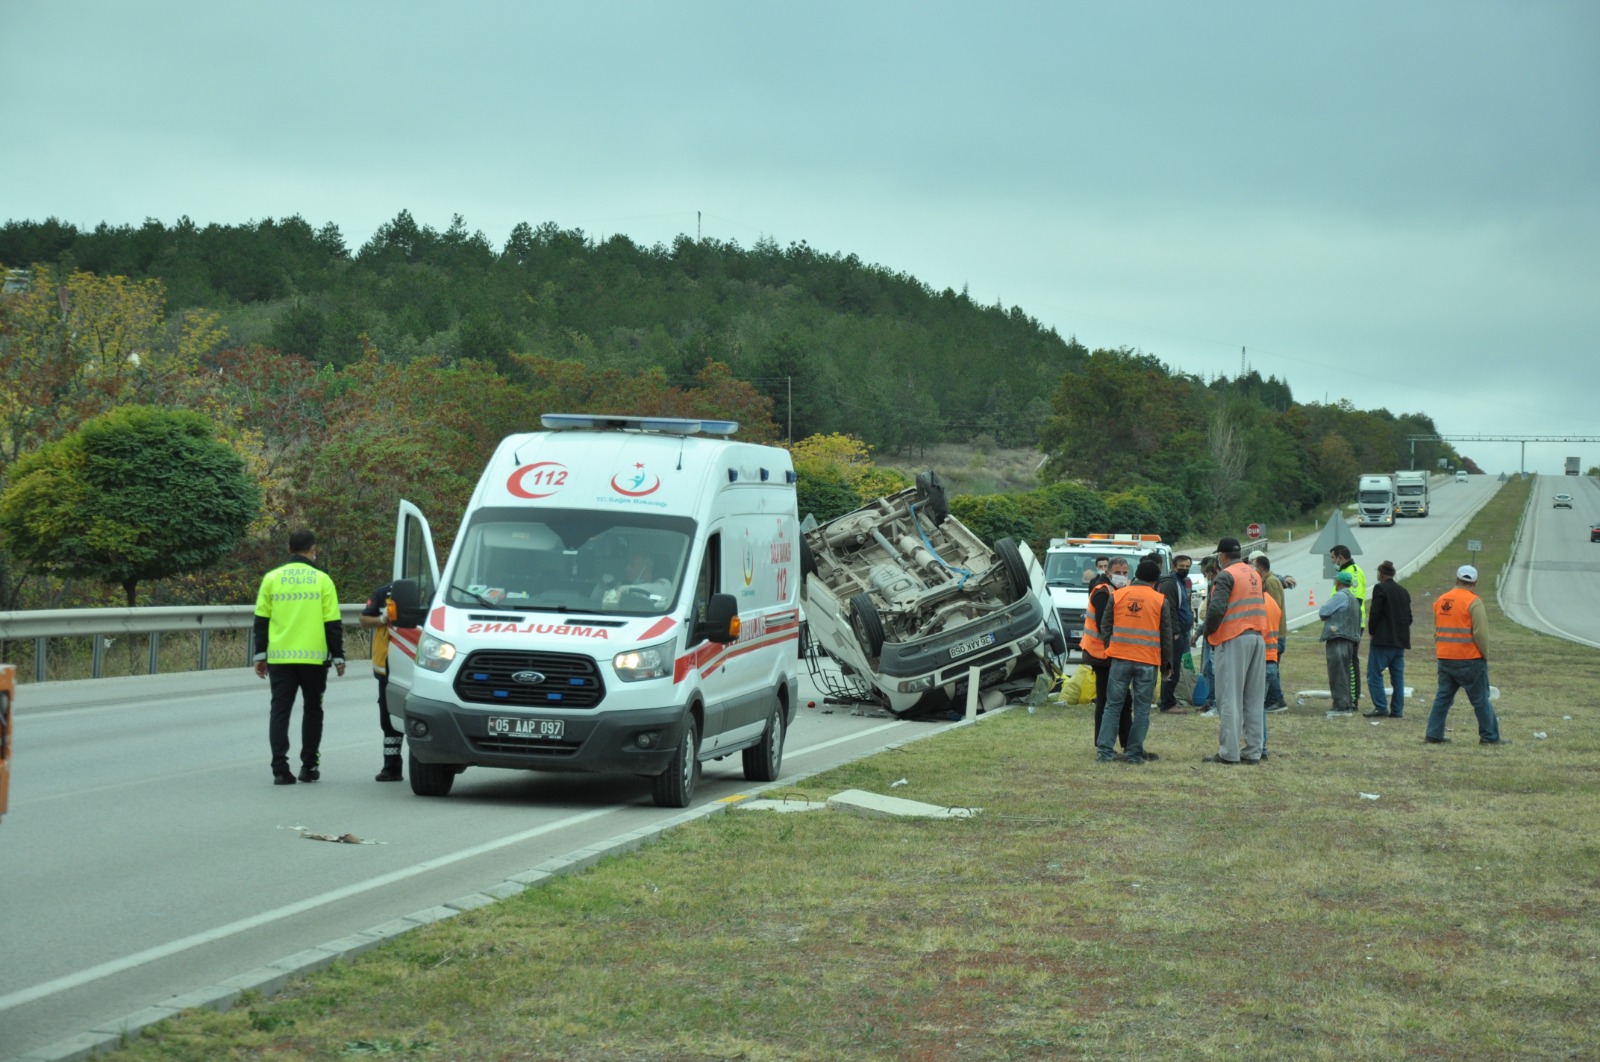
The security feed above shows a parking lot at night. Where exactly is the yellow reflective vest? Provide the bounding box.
[254,558,341,664]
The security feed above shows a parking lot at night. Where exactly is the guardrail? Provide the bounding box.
[0,605,369,683]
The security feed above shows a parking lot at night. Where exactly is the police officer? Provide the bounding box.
[359,581,405,781]
[253,529,345,785]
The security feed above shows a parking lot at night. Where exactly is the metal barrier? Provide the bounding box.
[0,605,369,683]
[1,663,13,823]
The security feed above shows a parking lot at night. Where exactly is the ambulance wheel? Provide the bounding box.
[409,753,457,797]
[995,538,1029,600]
[743,696,786,782]
[849,592,885,659]
[653,712,701,808]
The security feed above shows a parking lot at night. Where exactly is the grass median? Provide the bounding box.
[117,474,1597,1061]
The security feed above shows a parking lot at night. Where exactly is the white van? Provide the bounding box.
[384,414,800,807]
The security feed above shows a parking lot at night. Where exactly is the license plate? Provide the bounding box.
[1070,629,1083,639]
[948,633,996,659]
[487,716,564,739]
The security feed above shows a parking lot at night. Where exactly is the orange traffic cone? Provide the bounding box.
[1307,588,1315,607]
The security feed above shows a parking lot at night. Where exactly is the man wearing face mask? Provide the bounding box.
[1079,557,1132,756]
[1095,558,1175,764]
[1156,554,1193,714]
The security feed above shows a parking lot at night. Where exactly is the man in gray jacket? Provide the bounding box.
[1319,569,1363,717]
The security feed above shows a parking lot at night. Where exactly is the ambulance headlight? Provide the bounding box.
[897,675,936,693]
[416,631,458,673]
[614,640,673,682]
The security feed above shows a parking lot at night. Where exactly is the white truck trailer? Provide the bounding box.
[1357,473,1396,527]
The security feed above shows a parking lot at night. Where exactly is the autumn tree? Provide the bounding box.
[0,406,258,605]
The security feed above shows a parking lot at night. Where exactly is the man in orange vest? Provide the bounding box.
[1424,565,1507,746]
[1261,592,1283,761]
[1082,557,1132,755]
[1200,537,1269,764]
[1094,558,1174,764]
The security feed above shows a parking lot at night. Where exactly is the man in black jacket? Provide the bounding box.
[1155,553,1193,713]
[1364,559,1413,718]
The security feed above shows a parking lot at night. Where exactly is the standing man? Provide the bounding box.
[1318,570,1362,717]
[359,582,406,781]
[1250,552,1290,711]
[1329,545,1367,707]
[1365,560,1413,719]
[1261,591,1282,760]
[1201,537,1268,765]
[1425,566,1508,746]
[1095,558,1174,765]
[1156,554,1193,714]
[1192,554,1219,714]
[1081,557,1132,756]
[254,529,345,785]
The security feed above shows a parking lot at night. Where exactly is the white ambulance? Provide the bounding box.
[384,414,801,807]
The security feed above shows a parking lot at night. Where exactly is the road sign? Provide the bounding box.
[1312,509,1363,579]
[1467,540,1482,553]
[1246,523,1264,539]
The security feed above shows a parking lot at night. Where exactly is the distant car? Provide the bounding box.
[1454,470,1468,483]
[1553,493,1573,509]
[1591,524,1600,543]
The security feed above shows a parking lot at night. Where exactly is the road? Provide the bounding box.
[1500,474,1600,648]
[1223,473,1504,631]
[0,663,946,1061]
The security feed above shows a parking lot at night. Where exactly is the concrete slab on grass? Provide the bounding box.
[827,788,981,820]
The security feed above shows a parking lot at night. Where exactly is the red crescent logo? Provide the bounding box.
[508,462,566,499]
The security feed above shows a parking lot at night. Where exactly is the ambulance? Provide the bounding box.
[383,414,801,807]
[1043,534,1173,657]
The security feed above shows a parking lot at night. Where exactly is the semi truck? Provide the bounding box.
[1567,456,1581,476]
[1357,473,1396,527]
[1393,470,1430,517]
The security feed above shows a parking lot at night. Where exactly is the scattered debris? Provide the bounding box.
[280,824,384,845]
[1534,731,1548,739]
[890,778,909,788]
[1359,792,1380,801]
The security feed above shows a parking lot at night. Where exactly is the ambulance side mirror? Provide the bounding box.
[703,593,740,644]
[387,579,427,628]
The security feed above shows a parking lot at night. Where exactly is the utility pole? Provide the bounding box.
[787,376,792,444]
[1240,346,1246,377]
[697,211,701,241]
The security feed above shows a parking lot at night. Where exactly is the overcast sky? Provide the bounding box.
[4,1,1596,473]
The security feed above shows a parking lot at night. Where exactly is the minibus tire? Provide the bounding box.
[653,713,700,808]
[409,753,457,797]
[995,538,1029,600]
[849,593,885,659]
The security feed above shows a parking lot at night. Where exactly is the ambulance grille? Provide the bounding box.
[453,650,605,709]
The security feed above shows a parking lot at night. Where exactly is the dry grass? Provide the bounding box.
[115,476,1598,1060]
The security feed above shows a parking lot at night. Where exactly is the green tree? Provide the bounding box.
[0,406,259,605]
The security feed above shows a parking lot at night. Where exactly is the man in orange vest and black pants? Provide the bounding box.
[1424,565,1508,746]
[1201,537,1269,764]
[1081,557,1132,756]
[1094,558,1174,765]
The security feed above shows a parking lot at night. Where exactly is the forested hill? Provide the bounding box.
[1,210,1459,548]
[0,211,1076,453]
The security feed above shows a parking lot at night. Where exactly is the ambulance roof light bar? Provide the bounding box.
[540,413,739,436]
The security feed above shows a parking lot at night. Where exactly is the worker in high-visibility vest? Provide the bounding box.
[1424,566,1507,746]
[253,529,345,784]
[1201,537,1269,764]
[1329,544,1367,707]
[1093,558,1174,765]
[1080,557,1131,756]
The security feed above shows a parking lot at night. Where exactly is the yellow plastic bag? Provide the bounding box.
[1056,664,1097,705]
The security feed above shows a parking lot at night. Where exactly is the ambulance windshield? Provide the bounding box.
[444,507,695,615]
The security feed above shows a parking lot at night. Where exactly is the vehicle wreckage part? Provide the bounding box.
[994,538,1029,601]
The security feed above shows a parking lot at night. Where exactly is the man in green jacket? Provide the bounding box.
[254,529,345,785]
[1329,545,1367,708]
